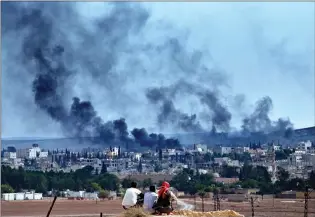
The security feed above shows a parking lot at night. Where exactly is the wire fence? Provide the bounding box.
[182,194,315,217]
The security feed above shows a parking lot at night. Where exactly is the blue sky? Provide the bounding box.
[77,2,315,128]
[156,2,315,128]
[2,2,314,138]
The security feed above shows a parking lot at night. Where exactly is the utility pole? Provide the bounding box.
[273,192,275,208]
[304,186,309,217]
[251,197,255,217]
[201,195,204,212]
[46,196,57,217]
[216,194,220,211]
[269,143,277,183]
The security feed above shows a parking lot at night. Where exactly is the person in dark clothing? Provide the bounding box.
[153,181,177,215]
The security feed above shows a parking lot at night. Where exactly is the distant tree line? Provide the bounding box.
[170,165,315,195]
[1,164,170,195]
[1,165,119,194]
[2,164,315,197]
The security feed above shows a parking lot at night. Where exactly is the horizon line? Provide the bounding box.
[2,125,315,141]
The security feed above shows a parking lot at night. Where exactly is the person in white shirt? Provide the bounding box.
[122,182,142,209]
[143,185,158,213]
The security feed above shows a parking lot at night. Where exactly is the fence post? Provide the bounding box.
[216,194,220,211]
[100,212,103,217]
[46,196,57,217]
[304,187,309,217]
[273,193,275,208]
[251,197,254,217]
[201,195,204,212]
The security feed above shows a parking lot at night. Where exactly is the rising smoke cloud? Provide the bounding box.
[2,2,298,145]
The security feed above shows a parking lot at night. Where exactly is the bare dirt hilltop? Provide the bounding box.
[1,198,315,217]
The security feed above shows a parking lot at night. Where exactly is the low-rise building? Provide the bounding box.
[2,192,43,201]
[3,147,17,159]
[232,147,250,154]
[214,157,230,166]
[214,177,239,185]
[296,140,312,152]
[103,158,130,172]
[213,146,232,155]
[16,144,48,159]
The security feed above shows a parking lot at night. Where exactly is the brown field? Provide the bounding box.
[1,199,121,217]
[183,197,315,217]
[1,198,315,217]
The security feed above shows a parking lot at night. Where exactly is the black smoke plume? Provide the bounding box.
[146,80,232,132]
[2,2,296,146]
[146,86,204,132]
[131,128,180,148]
[241,96,294,138]
[2,2,181,149]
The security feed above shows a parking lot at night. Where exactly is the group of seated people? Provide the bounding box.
[122,181,178,215]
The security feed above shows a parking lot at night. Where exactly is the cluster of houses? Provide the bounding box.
[2,191,43,201]
[2,140,314,183]
[1,190,118,201]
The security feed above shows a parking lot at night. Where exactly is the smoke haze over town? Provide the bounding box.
[1,2,314,145]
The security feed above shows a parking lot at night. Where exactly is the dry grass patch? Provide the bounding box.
[173,210,245,217]
[122,207,149,217]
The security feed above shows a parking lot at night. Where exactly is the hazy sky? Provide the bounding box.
[2,2,314,138]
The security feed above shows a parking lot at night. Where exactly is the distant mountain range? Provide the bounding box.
[2,126,315,150]
[1,137,93,151]
[175,126,315,146]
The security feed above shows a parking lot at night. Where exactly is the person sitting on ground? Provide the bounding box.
[143,185,158,213]
[153,181,178,215]
[122,181,142,210]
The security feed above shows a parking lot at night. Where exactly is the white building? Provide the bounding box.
[34,193,43,200]
[3,147,17,159]
[2,193,15,201]
[25,192,34,200]
[128,153,141,161]
[288,153,303,166]
[39,151,48,158]
[4,152,17,159]
[274,145,281,151]
[221,147,232,155]
[194,144,208,153]
[29,146,41,159]
[16,144,47,159]
[83,192,98,199]
[107,147,119,157]
[15,192,25,200]
[232,147,250,154]
[214,157,230,166]
[228,160,241,167]
[67,191,85,198]
[297,141,312,152]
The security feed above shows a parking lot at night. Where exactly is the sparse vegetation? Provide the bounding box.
[123,208,149,217]
[98,190,110,199]
[1,184,14,193]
